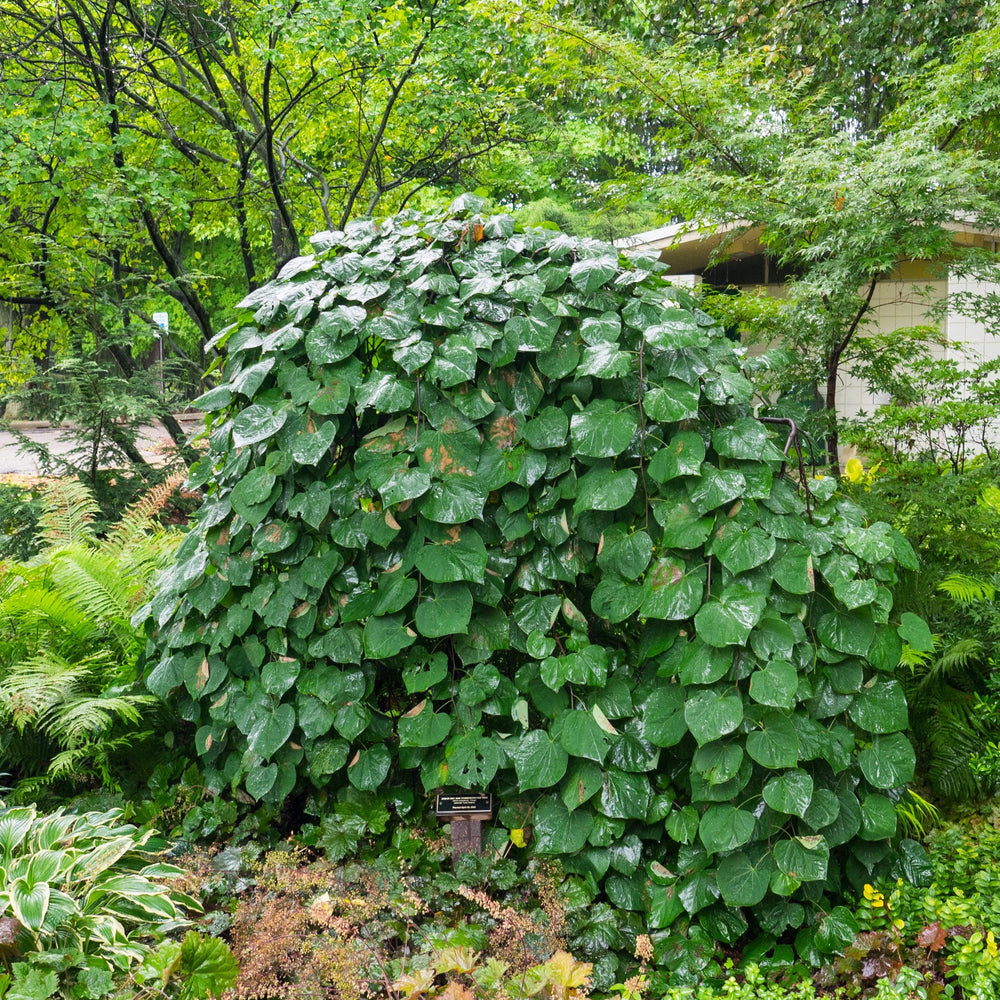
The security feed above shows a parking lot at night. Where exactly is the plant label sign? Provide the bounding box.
[436,794,493,859]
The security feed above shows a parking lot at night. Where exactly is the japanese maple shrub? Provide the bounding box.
[138,196,931,967]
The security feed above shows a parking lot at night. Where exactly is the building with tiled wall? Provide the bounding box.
[618,222,999,424]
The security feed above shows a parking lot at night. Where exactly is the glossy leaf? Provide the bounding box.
[693,741,744,785]
[749,661,799,709]
[772,545,815,594]
[641,557,706,620]
[696,808,755,863]
[774,837,829,882]
[647,432,705,482]
[762,770,814,818]
[558,709,613,763]
[849,679,909,734]
[513,731,569,791]
[711,523,776,574]
[532,796,593,854]
[897,611,934,652]
[858,733,916,788]
[415,526,487,583]
[249,704,295,761]
[694,585,767,647]
[684,689,744,745]
[717,846,775,907]
[570,400,637,457]
[232,405,287,448]
[414,585,473,638]
[347,746,391,791]
[398,700,452,748]
[746,712,799,768]
[575,466,638,513]
[860,793,897,840]
[641,687,689,747]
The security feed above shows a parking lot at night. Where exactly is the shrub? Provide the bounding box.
[139,197,930,978]
[876,818,1000,998]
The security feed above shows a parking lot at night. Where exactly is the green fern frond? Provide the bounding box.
[36,478,100,548]
[927,700,998,800]
[937,638,986,672]
[7,773,56,804]
[49,548,138,633]
[900,645,935,672]
[47,732,153,781]
[0,652,95,729]
[915,638,987,692]
[938,573,996,604]
[43,695,156,746]
[0,589,103,665]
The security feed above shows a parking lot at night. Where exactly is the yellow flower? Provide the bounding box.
[863,883,885,907]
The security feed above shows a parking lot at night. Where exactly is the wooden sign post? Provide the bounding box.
[435,793,493,861]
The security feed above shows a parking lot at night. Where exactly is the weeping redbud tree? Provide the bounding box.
[139,196,932,981]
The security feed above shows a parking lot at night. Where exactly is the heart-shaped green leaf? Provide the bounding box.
[684,689,744,745]
[858,732,916,788]
[762,770,814,817]
[398,699,452,747]
[695,585,767,647]
[699,804,756,854]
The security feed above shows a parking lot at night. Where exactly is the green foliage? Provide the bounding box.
[0,0,553,371]
[843,352,1000,476]
[0,801,208,998]
[533,6,1000,465]
[0,477,183,797]
[654,964,835,999]
[134,931,239,1000]
[0,485,41,564]
[141,201,928,976]
[845,462,1000,803]
[841,817,1000,999]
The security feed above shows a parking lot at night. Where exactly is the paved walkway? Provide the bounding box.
[0,414,203,476]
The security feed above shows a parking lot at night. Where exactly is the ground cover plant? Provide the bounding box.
[175,815,1000,1000]
[138,200,934,984]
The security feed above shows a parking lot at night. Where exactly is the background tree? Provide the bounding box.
[523,2,1000,467]
[0,0,548,454]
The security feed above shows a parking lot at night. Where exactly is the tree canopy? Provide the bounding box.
[0,0,557,450]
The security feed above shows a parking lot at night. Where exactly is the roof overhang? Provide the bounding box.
[619,218,999,275]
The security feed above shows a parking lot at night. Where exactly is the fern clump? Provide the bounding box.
[0,476,183,797]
